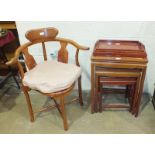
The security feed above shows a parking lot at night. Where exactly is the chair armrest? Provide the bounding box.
[6,57,17,66]
[6,42,32,66]
[55,37,90,51]
[78,45,89,51]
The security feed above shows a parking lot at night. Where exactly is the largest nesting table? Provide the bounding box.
[91,40,148,117]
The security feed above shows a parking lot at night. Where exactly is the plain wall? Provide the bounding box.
[16,21,155,95]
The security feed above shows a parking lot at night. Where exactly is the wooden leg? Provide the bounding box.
[134,71,146,117]
[78,76,83,106]
[60,96,68,131]
[125,85,132,98]
[129,84,135,113]
[94,75,99,112]
[99,84,102,112]
[23,90,34,122]
[125,85,129,98]
[91,63,95,113]
[94,89,98,112]
[132,75,141,116]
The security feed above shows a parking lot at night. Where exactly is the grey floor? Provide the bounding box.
[0,79,155,134]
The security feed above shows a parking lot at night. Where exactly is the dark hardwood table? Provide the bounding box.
[91,40,148,117]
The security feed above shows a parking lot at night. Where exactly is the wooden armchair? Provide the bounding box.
[6,27,89,130]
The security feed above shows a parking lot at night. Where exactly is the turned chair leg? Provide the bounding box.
[23,90,35,122]
[60,96,68,131]
[125,85,129,98]
[99,84,103,112]
[78,76,83,106]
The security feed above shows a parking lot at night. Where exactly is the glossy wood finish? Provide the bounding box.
[6,27,89,130]
[22,48,37,70]
[96,72,141,112]
[58,42,68,63]
[25,27,59,42]
[91,40,148,116]
[93,40,146,58]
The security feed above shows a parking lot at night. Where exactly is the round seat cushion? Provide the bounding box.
[23,60,81,93]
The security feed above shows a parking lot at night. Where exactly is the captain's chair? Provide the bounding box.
[7,27,89,130]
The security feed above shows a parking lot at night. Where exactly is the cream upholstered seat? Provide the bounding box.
[6,27,89,130]
[23,60,81,93]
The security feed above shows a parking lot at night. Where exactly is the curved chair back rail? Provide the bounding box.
[6,27,89,77]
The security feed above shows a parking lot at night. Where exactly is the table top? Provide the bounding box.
[93,40,147,59]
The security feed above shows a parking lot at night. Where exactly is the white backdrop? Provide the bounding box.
[16,21,155,94]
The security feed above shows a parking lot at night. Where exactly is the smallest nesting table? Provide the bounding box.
[91,40,148,117]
